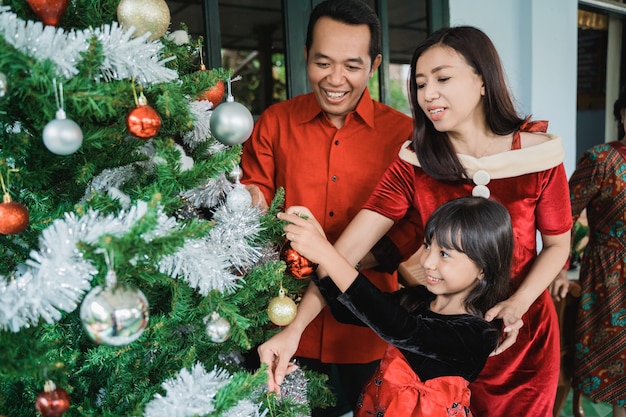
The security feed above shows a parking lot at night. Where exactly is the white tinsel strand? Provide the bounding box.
[0,7,88,78]
[0,202,167,332]
[144,363,268,417]
[226,400,269,417]
[158,238,242,296]
[180,172,232,209]
[0,7,177,84]
[208,204,264,272]
[182,100,214,149]
[93,23,177,85]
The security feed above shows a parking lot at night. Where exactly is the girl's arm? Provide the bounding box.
[282,208,395,290]
[257,208,394,391]
[485,231,570,354]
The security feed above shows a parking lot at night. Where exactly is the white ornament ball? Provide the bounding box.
[43,110,83,155]
[226,184,252,212]
[80,283,149,346]
[210,101,254,146]
[205,312,231,343]
[117,0,171,40]
[0,72,7,98]
[167,30,189,45]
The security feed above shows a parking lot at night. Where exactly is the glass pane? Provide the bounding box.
[167,0,429,115]
[167,0,286,115]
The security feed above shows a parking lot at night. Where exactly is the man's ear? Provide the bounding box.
[370,54,382,77]
[304,46,308,62]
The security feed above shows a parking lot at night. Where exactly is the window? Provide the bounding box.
[167,0,434,116]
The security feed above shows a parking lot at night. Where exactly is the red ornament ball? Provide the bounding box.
[126,105,161,139]
[200,80,225,106]
[26,0,69,26]
[280,241,318,279]
[0,196,29,235]
[35,381,70,417]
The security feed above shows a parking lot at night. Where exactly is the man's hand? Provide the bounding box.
[245,184,269,211]
[549,269,570,302]
[257,327,301,393]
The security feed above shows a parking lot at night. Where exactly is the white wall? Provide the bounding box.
[449,0,578,176]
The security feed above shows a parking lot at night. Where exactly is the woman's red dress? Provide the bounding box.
[363,122,572,416]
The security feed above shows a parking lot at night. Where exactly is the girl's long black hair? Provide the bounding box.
[422,196,512,317]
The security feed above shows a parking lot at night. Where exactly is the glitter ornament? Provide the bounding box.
[280,241,318,279]
[43,79,82,155]
[0,72,7,98]
[80,263,149,346]
[117,0,171,40]
[35,380,70,417]
[126,92,161,139]
[200,80,224,106]
[209,76,253,146]
[0,193,29,235]
[226,183,252,212]
[26,0,69,26]
[267,288,297,326]
[225,164,251,212]
[204,311,231,343]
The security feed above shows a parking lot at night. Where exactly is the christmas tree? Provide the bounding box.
[0,1,330,416]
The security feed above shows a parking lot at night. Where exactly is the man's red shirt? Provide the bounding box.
[241,89,413,363]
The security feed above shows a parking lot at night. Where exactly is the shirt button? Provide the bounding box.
[332,175,337,181]
[334,140,339,145]
[329,211,334,217]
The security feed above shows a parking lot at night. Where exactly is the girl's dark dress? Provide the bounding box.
[313,273,499,417]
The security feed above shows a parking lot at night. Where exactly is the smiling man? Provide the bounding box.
[240,1,414,415]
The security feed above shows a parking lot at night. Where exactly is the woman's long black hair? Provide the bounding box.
[409,26,526,182]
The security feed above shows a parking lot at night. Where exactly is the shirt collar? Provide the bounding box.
[297,88,376,129]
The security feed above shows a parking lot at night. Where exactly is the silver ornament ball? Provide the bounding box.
[205,312,231,343]
[210,101,254,146]
[43,114,83,155]
[80,283,149,346]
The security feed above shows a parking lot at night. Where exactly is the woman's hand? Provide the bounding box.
[485,299,525,356]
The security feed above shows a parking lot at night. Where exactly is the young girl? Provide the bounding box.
[279,196,512,416]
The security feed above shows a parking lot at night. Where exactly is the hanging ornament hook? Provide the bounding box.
[0,168,19,201]
[52,79,67,120]
[225,75,242,102]
[95,248,118,289]
[197,38,206,71]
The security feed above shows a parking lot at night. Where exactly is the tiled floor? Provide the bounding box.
[559,390,613,417]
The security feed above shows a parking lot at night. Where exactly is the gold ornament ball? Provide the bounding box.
[117,0,171,40]
[267,290,297,326]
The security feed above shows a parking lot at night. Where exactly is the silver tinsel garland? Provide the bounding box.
[144,362,269,417]
[0,6,177,84]
[0,189,263,331]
